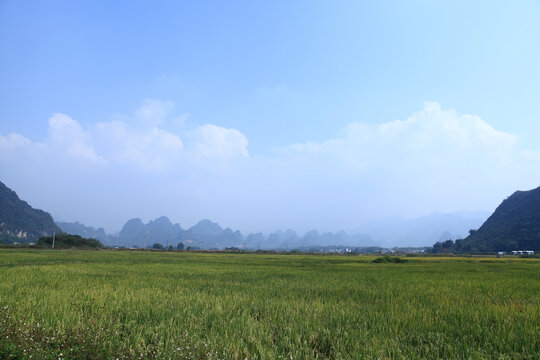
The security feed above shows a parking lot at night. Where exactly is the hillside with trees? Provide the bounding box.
[432,186,540,253]
[0,181,61,243]
[38,234,103,249]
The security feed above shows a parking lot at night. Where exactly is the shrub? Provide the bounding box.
[372,256,408,264]
[37,234,103,249]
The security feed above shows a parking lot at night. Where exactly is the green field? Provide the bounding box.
[0,250,538,359]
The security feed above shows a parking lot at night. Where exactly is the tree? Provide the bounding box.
[454,239,464,251]
[431,239,456,254]
[442,239,454,248]
[152,243,163,250]
[177,242,184,250]
[38,234,103,249]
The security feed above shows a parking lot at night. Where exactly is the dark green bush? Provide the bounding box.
[38,234,103,249]
[372,256,408,264]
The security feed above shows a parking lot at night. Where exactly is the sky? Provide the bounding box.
[1,0,540,234]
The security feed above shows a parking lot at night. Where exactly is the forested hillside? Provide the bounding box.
[0,181,61,243]
[433,186,540,253]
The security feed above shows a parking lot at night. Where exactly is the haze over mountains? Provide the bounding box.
[55,221,109,243]
[351,211,490,247]
[57,217,375,250]
[3,179,538,252]
[0,178,489,250]
[55,210,488,250]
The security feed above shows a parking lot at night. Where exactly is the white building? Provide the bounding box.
[512,250,534,255]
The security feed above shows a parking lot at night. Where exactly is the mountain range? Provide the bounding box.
[4,179,538,252]
[56,211,488,250]
[56,217,376,250]
[55,209,492,250]
[55,221,109,243]
[111,216,244,249]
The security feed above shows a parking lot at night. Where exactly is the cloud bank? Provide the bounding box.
[1,101,538,233]
[1,99,248,171]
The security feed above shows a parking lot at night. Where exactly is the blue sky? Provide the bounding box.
[1,1,540,233]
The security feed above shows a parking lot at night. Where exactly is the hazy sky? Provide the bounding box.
[1,1,539,233]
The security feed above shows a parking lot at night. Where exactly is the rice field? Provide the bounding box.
[0,249,538,359]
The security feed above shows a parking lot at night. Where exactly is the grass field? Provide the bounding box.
[0,250,538,359]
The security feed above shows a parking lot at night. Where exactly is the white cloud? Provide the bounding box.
[92,121,184,170]
[0,132,46,163]
[2,101,538,233]
[187,124,249,159]
[265,102,540,224]
[0,100,249,171]
[0,132,33,148]
[134,98,174,126]
[284,102,519,173]
[48,113,105,164]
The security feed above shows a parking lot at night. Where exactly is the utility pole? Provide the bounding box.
[52,232,55,249]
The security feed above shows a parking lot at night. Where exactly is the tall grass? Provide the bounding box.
[0,250,538,359]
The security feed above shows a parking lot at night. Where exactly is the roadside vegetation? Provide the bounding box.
[0,250,538,359]
[37,234,103,249]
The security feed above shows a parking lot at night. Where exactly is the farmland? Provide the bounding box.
[0,250,538,359]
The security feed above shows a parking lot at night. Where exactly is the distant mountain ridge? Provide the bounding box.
[6,178,534,252]
[55,221,110,243]
[0,181,61,243]
[253,229,374,250]
[46,211,491,251]
[105,217,245,249]
[58,211,486,250]
[58,216,376,250]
